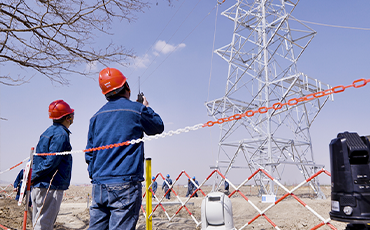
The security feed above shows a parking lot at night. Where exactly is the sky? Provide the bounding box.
[1,0,370,187]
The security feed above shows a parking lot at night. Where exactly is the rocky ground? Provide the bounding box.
[0,184,350,230]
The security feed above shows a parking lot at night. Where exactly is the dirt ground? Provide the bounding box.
[0,184,350,230]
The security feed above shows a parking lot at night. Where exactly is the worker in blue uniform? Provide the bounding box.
[14,169,33,206]
[186,178,193,197]
[192,176,199,197]
[31,100,74,229]
[85,67,164,230]
[13,169,24,201]
[225,179,230,195]
[152,176,157,198]
[162,174,172,200]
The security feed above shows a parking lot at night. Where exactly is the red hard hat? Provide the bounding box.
[99,67,127,95]
[48,100,74,120]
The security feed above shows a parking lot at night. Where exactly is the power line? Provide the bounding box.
[300,20,370,31]
[207,3,219,103]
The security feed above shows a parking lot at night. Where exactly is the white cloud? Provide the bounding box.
[128,41,186,69]
[153,40,186,55]
[131,53,151,69]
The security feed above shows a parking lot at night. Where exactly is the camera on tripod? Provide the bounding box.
[330,132,370,230]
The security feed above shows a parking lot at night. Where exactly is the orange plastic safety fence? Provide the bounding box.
[33,78,370,157]
[83,141,131,153]
[202,78,370,128]
[237,168,335,230]
[0,184,15,199]
[0,223,10,230]
[34,141,131,156]
[0,157,29,175]
[142,171,204,225]
[141,168,337,230]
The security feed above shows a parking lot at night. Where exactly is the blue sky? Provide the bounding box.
[1,0,370,186]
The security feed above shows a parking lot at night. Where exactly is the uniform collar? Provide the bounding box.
[53,122,72,134]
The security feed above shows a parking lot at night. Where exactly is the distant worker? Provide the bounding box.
[31,100,74,230]
[225,179,230,195]
[192,176,199,197]
[85,67,164,230]
[152,176,157,198]
[185,178,193,197]
[162,174,172,200]
[13,169,24,201]
[13,168,32,207]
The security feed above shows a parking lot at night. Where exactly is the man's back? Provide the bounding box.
[86,97,164,183]
[32,123,72,190]
[86,67,164,230]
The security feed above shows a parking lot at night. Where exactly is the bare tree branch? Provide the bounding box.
[0,0,171,86]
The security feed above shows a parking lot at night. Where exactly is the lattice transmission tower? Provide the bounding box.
[206,0,333,197]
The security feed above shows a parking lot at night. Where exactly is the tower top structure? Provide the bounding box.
[206,0,333,197]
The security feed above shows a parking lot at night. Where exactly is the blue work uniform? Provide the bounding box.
[85,96,164,230]
[225,180,230,194]
[152,180,157,197]
[14,169,24,201]
[32,122,72,190]
[186,179,193,197]
[14,169,32,206]
[162,178,173,199]
[193,179,199,197]
[31,122,73,229]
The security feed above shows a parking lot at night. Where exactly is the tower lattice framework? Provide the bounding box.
[206,0,333,197]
